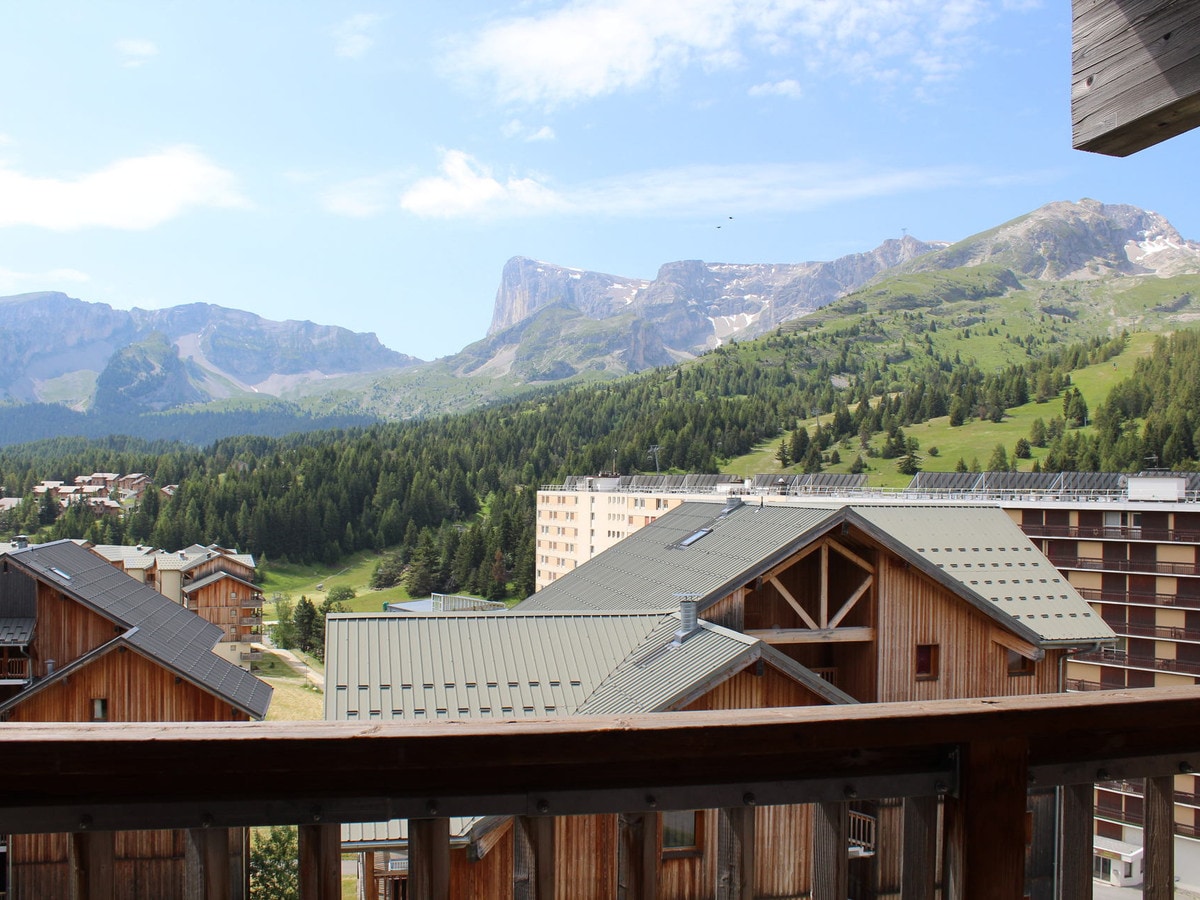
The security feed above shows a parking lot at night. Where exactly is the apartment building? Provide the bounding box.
[536,470,1200,885]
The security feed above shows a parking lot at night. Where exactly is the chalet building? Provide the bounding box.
[330,500,1111,898]
[0,539,272,899]
[91,543,265,671]
[537,470,1200,886]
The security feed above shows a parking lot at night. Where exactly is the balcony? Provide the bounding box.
[1021,523,1200,543]
[240,650,263,662]
[1076,588,1200,612]
[3,688,1200,900]
[1074,647,1200,678]
[0,655,29,685]
[1050,556,1200,577]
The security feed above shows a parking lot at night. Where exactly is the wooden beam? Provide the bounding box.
[744,626,875,644]
[759,538,823,583]
[298,823,341,900]
[1058,783,1094,900]
[715,806,755,900]
[767,576,819,631]
[1144,774,1174,899]
[70,830,114,900]
[819,543,829,627]
[5,689,1200,833]
[812,801,847,900]
[826,537,875,574]
[827,576,872,630]
[1072,0,1200,155]
[618,813,657,900]
[408,818,450,900]
[988,627,1043,662]
[901,796,937,900]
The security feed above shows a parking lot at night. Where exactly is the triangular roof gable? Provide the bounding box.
[183,570,260,595]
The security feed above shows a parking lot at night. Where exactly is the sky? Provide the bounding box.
[1,2,1198,361]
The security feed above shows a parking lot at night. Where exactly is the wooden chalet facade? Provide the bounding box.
[326,500,1113,899]
[0,540,272,899]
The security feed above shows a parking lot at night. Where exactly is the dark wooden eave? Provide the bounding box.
[1073,0,1200,155]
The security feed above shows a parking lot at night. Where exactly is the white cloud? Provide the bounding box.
[321,173,409,217]
[526,126,557,142]
[115,38,159,68]
[748,78,803,99]
[0,266,90,294]
[333,13,385,59]
[446,0,996,106]
[0,147,249,231]
[362,150,980,221]
[501,119,557,142]
[399,150,565,218]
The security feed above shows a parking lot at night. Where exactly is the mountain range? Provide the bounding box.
[2,198,1198,445]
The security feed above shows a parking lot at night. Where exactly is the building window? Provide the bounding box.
[915,644,939,681]
[661,810,703,858]
[1007,650,1034,677]
[91,698,108,722]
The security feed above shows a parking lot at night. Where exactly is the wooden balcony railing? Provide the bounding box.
[4,688,1200,900]
[0,656,30,682]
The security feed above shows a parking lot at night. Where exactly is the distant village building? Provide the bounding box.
[0,539,271,898]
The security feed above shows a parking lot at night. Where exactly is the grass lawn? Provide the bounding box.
[259,651,324,721]
[261,550,413,618]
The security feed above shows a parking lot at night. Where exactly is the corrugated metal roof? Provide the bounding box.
[847,505,1114,645]
[521,501,839,614]
[1,541,271,718]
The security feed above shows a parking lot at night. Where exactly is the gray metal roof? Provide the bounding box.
[1,541,271,719]
[0,617,34,645]
[521,500,839,614]
[523,500,1112,646]
[183,570,260,594]
[846,505,1113,645]
[325,609,846,724]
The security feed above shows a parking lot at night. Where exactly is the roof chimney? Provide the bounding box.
[673,597,701,644]
[14,534,28,549]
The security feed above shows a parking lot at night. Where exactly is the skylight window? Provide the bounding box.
[679,528,712,548]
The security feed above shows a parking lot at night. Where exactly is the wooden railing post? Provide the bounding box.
[1144,775,1175,899]
[951,737,1029,900]
[812,801,848,900]
[408,818,450,900]
[298,822,341,900]
[69,830,115,900]
[1058,783,1094,900]
[518,816,556,900]
[185,827,232,900]
[618,812,657,900]
[901,796,937,900]
[716,806,755,900]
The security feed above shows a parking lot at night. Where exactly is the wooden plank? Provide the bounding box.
[617,813,656,900]
[988,626,1043,662]
[70,830,114,900]
[1072,0,1200,155]
[827,576,872,630]
[519,817,555,900]
[819,543,829,627]
[901,796,937,900]
[1144,774,1174,900]
[409,818,450,900]
[744,626,875,644]
[767,576,819,631]
[959,738,1028,900]
[1058,783,1094,900]
[812,801,847,900]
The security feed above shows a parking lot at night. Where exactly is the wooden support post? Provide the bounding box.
[70,830,115,900]
[363,851,375,900]
[519,816,556,900]
[716,807,755,900]
[185,827,232,900]
[819,542,829,627]
[1058,783,1094,900]
[408,818,450,900]
[813,801,848,900]
[298,822,342,900]
[956,738,1029,900]
[901,796,937,900]
[1144,775,1174,900]
[618,813,657,900]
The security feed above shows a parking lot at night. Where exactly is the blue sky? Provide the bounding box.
[1,2,1197,360]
